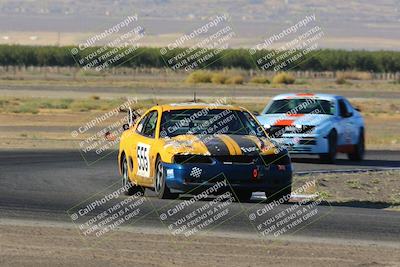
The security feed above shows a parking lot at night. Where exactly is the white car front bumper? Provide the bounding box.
[272,134,329,154]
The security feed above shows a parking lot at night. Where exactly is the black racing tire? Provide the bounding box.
[319,130,337,164]
[348,128,365,161]
[265,186,291,203]
[154,157,179,199]
[233,190,253,203]
[121,155,144,196]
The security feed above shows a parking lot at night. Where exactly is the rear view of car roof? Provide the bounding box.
[160,102,243,111]
[272,93,339,101]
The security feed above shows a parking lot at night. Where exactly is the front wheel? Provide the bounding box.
[121,156,144,196]
[348,128,365,161]
[154,158,178,199]
[319,130,337,164]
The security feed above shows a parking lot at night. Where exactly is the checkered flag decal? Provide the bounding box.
[190,167,202,178]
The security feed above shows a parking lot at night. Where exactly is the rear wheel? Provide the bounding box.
[265,186,291,203]
[319,130,337,164]
[154,158,178,199]
[233,190,252,202]
[121,155,144,196]
[348,128,365,161]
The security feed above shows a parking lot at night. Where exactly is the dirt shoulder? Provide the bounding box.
[293,170,400,209]
[0,219,399,267]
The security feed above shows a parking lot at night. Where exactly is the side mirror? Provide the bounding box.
[127,107,134,126]
[253,111,260,116]
[122,123,130,131]
[355,107,361,112]
[105,131,117,141]
[341,111,353,118]
[343,112,353,118]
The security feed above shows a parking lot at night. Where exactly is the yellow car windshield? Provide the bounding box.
[160,109,265,138]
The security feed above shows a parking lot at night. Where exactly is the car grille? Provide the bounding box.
[174,154,290,165]
[214,155,255,164]
[174,155,213,164]
[266,125,315,137]
[298,138,316,145]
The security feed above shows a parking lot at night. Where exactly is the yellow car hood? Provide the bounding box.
[163,134,277,156]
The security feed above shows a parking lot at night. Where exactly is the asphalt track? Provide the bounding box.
[0,149,399,244]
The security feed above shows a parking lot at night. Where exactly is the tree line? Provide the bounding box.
[0,44,399,72]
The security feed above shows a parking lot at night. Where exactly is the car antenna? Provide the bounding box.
[193,91,197,103]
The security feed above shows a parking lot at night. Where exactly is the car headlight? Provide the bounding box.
[264,124,271,129]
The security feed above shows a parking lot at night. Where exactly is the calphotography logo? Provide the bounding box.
[70,97,141,165]
[156,174,240,237]
[70,14,146,75]
[159,13,235,71]
[67,182,149,241]
[249,13,325,72]
[246,180,333,241]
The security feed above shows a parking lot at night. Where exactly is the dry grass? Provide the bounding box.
[336,71,373,80]
[1,68,400,97]
[0,97,398,150]
[0,97,168,114]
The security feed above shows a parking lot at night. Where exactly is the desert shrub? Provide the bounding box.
[211,73,228,84]
[70,100,102,112]
[390,77,400,84]
[272,72,295,84]
[11,102,39,114]
[185,70,212,83]
[0,99,8,109]
[226,75,244,84]
[250,76,270,84]
[336,77,347,84]
[38,98,74,109]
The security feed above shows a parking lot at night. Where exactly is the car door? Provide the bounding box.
[337,98,353,146]
[133,109,159,187]
[343,99,359,144]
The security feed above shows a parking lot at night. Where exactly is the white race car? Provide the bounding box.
[256,93,365,163]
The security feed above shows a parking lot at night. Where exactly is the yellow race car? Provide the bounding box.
[118,102,292,201]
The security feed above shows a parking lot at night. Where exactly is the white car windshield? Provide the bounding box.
[264,98,334,115]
